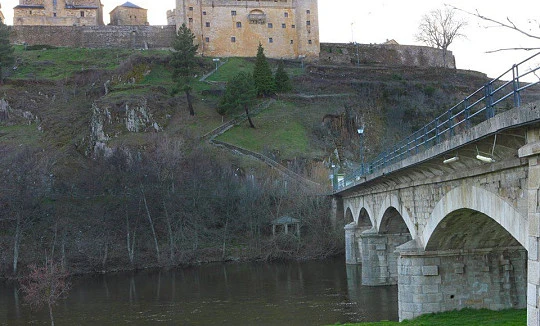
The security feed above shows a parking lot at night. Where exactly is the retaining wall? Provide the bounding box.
[10,25,177,49]
[320,43,456,69]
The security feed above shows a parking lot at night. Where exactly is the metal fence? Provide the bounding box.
[339,51,540,190]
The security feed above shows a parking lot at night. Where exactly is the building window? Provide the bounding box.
[231,37,236,43]
[306,10,310,14]
[231,10,237,16]
[291,24,295,28]
[205,22,210,27]
[188,18,193,23]
[269,37,273,43]
[53,13,57,17]
[290,40,294,44]
[306,20,310,26]
[80,11,84,17]
[189,7,193,11]
[268,23,273,28]
[284,12,288,18]
[236,21,242,28]
[29,10,32,14]
[205,37,210,42]
[282,23,286,28]
[202,11,206,15]
[308,39,312,44]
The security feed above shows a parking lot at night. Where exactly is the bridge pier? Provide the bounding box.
[344,223,362,264]
[360,229,411,286]
[397,240,527,321]
[519,128,540,325]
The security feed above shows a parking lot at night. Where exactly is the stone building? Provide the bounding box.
[0,4,5,23]
[14,0,104,26]
[110,2,148,26]
[168,0,319,60]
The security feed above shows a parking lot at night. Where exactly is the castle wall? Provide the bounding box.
[320,43,456,69]
[10,25,176,49]
[173,0,319,60]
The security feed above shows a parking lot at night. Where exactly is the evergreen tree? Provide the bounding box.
[170,24,199,116]
[274,60,292,93]
[0,21,14,85]
[219,72,257,128]
[253,43,275,97]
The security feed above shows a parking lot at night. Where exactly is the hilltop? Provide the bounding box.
[0,46,497,275]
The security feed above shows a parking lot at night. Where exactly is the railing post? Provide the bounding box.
[485,83,495,119]
[463,97,471,129]
[423,126,428,149]
[512,64,522,108]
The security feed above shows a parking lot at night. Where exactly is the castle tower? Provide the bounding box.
[14,0,104,26]
[0,3,4,24]
[169,0,319,60]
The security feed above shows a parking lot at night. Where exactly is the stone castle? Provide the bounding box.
[167,0,320,60]
[0,4,5,23]
[13,0,105,26]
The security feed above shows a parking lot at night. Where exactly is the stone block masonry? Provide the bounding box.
[10,25,177,49]
[320,43,456,69]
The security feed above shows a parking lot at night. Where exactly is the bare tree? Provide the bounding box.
[450,6,540,53]
[416,7,467,67]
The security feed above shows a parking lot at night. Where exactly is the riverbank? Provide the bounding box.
[342,308,525,325]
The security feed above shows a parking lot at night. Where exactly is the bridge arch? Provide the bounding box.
[422,185,527,250]
[343,199,375,227]
[376,193,416,238]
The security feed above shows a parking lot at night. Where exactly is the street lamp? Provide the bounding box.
[298,55,306,69]
[213,58,220,72]
[357,127,365,174]
[331,163,337,191]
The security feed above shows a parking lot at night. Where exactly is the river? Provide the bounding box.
[0,257,398,325]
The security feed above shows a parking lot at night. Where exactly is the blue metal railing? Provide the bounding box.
[339,51,540,190]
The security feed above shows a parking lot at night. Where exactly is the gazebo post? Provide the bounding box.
[285,224,289,234]
[272,224,276,236]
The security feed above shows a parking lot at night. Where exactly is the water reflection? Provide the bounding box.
[0,257,398,325]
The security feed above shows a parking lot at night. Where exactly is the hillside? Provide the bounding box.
[0,46,497,276]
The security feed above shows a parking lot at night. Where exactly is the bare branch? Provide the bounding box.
[485,47,540,54]
[449,5,540,40]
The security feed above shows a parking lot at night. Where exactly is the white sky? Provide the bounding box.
[1,0,540,79]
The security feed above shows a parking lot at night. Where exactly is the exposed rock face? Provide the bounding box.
[0,98,39,125]
[89,97,162,156]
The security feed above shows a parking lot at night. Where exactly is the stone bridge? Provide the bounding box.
[332,103,540,323]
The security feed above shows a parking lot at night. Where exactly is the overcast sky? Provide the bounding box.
[2,0,539,79]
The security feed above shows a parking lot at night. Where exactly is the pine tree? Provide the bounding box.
[219,72,257,128]
[274,60,292,93]
[170,24,199,116]
[0,21,14,85]
[253,43,275,97]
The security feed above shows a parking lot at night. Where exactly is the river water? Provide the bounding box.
[0,257,398,325]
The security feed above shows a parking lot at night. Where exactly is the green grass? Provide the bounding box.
[216,100,317,159]
[0,125,42,146]
[206,57,255,82]
[339,309,525,326]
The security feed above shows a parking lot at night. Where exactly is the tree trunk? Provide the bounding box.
[244,104,255,128]
[140,185,160,262]
[185,89,195,116]
[48,301,54,326]
[13,214,21,275]
[163,199,175,264]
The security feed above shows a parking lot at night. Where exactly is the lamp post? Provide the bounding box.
[213,58,220,72]
[298,55,306,69]
[357,127,365,174]
[331,163,337,191]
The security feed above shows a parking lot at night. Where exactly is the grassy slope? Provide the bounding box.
[3,47,490,166]
[341,309,525,326]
